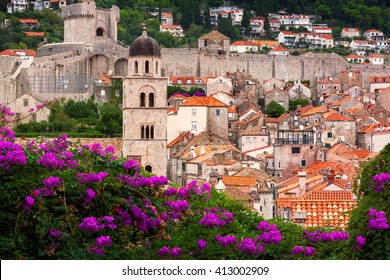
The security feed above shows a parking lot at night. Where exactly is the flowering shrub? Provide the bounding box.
[0,118,388,259]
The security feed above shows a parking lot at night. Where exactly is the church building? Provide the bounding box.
[122,29,168,176]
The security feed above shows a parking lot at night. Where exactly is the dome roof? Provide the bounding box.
[129,29,161,57]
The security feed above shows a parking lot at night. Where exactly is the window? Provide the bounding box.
[192,109,197,117]
[145,60,149,73]
[327,132,333,138]
[345,122,350,130]
[186,79,191,84]
[215,109,220,116]
[140,93,146,107]
[301,159,306,167]
[292,147,300,154]
[191,121,197,131]
[246,137,250,144]
[155,61,158,74]
[96,28,104,36]
[260,206,263,211]
[204,40,208,47]
[380,113,383,117]
[23,98,28,107]
[149,93,154,107]
[135,61,138,74]
[145,165,152,173]
[150,126,154,139]
[141,126,145,139]
[252,137,257,142]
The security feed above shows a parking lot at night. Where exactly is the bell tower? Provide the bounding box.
[122,29,167,176]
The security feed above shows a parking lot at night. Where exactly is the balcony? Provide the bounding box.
[274,137,314,145]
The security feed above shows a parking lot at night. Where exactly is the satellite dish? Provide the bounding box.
[294,116,298,120]
[299,125,304,130]
[313,127,317,131]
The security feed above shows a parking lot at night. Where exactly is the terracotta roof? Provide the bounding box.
[228,106,237,113]
[358,123,390,133]
[343,28,359,32]
[167,131,190,147]
[264,87,288,96]
[277,197,293,208]
[323,112,354,121]
[328,96,351,106]
[317,77,341,84]
[222,176,256,187]
[168,107,177,114]
[20,19,39,24]
[365,29,382,33]
[271,46,289,51]
[160,24,183,29]
[301,106,327,116]
[291,190,358,228]
[346,54,361,59]
[225,185,253,207]
[23,31,44,37]
[180,96,227,107]
[231,41,258,47]
[239,126,265,136]
[369,75,390,83]
[0,49,37,57]
[265,153,274,158]
[200,30,229,40]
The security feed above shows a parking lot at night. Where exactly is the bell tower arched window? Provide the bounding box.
[141,125,145,139]
[145,125,150,139]
[140,92,146,107]
[150,126,154,139]
[145,165,152,173]
[149,93,154,107]
[96,28,104,36]
[135,61,139,74]
[145,60,150,73]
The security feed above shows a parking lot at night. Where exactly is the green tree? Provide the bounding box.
[266,101,285,117]
[96,103,122,135]
[289,98,310,111]
[155,31,177,47]
[187,23,204,38]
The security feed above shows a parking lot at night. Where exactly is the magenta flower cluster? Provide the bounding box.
[157,246,182,257]
[215,235,237,247]
[197,239,207,254]
[368,208,389,230]
[130,205,161,233]
[0,126,15,141]
[371,173,390,192]
[0,140,26,169]
[355,235,365,251]
[88,236,112,255]
[81,188,96,204]
[33,176,62,197]
[78,216,117,234]
[256,221,282,244]
[291,246,316,257]
[77,172,108,184]
[199,208,234,228]
[237,238,264,255]
[166,199,189,212]
[303,230,349,243]
[124,158,139,172]
[118,174,168,188]
[19,195,35,212]
[49,228,62,240]
[82,143,116,160]
[37,152,79,170]
[165,187,178,196]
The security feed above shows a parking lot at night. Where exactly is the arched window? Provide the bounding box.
[140,92,146,107]
[155,61,158,74]
[141,125,145,139]
[135,61,139,74]
[145,60,149,73]
[145,125,150,139]
[96,28,104,36]
[149,93,154,107]
[145,165,152,173]
[150,126,154,139]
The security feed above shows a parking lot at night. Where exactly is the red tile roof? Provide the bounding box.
[323,112,354,121]
[222,176,256,187]
[181,96,227,107]
[301,106,327,116]
[231,41,258,47]
[23,32,44,37]
[20,19,39,24]
[167,131,190,147]
[0,49,37,57]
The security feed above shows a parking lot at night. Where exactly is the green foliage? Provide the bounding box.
[265,101,285,117]
[154,31,178,48]
[289,98,310,111]
[64,99,99,119]
[343,143,390,260]
[96,103,122,135]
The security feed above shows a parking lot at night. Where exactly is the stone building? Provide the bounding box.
[264,87,289,112]
[198,30,230,57]
[122,29,168,176]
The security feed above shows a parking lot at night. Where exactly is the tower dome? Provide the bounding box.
[129,29,161,57]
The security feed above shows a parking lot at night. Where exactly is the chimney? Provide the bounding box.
[215,179,226,192]
[298,171,307,196]
[327,169,336,183]
[321,168,329,183]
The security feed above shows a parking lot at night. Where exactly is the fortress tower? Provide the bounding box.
[61,0,119,44]
[122,29,168,176]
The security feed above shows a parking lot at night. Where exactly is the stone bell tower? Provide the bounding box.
[122,28,168,176]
